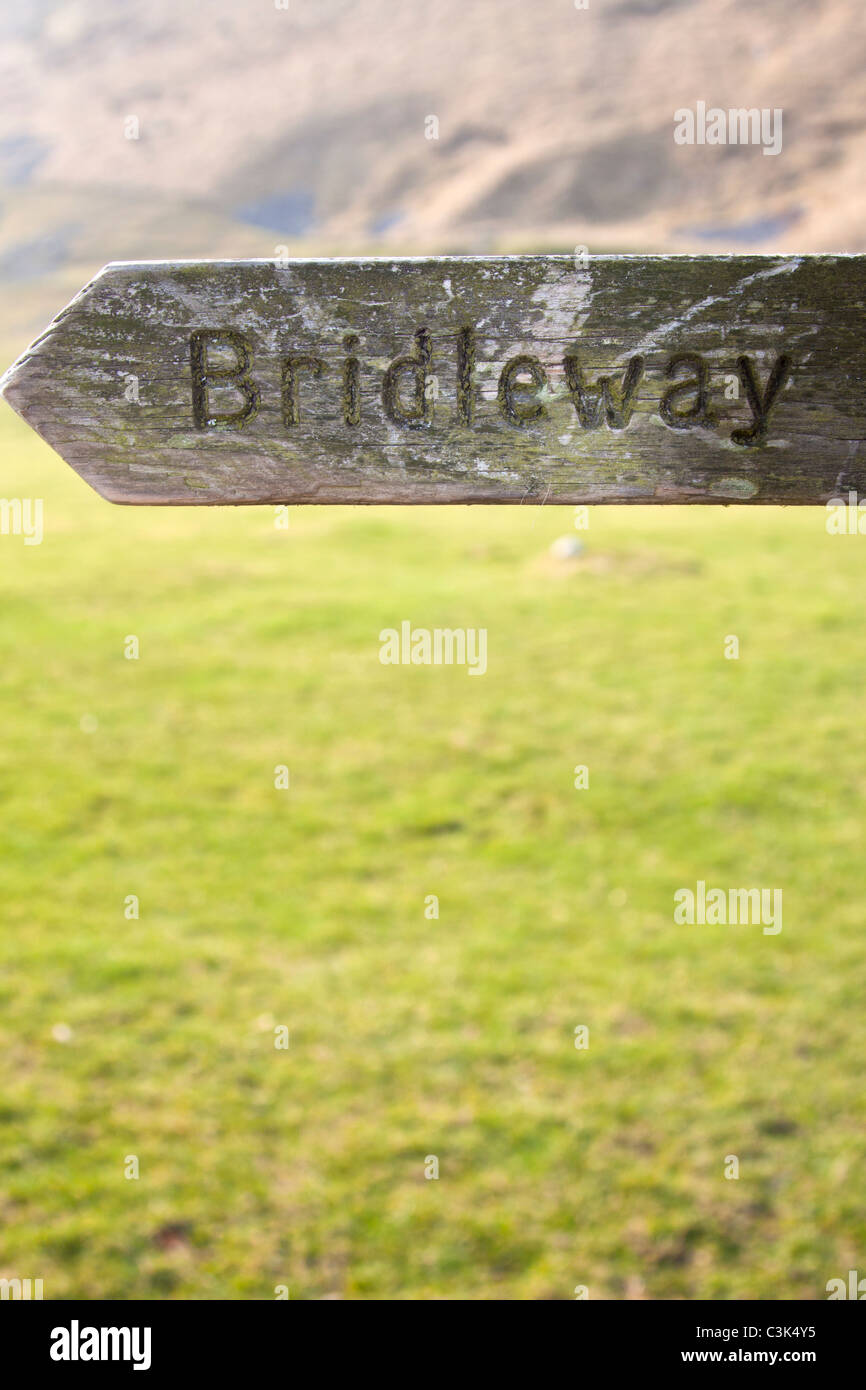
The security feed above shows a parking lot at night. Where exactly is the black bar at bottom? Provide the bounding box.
[1,1297,860,1376]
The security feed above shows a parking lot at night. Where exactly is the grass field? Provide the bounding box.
[1,400,864,1300]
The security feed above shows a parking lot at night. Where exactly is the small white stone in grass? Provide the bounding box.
[80,714,98,734]
[550,535,584,560]
[51,1023,73,1043]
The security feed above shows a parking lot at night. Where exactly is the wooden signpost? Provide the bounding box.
[1,254,863,506]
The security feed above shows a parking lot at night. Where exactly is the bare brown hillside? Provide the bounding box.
[0,0,863,343]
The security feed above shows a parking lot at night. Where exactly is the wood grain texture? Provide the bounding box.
[1,255,864,505]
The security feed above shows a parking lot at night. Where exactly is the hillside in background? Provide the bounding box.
[0,0,863,347]
[2,1,866,1305]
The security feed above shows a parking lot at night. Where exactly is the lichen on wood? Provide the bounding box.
[1,254,863,506]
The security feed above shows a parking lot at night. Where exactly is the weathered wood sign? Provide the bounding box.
[1,255,863,505]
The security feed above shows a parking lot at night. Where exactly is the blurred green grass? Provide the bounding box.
[0,400,864,1300]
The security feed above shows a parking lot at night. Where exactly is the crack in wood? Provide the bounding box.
[0,255,862,505]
